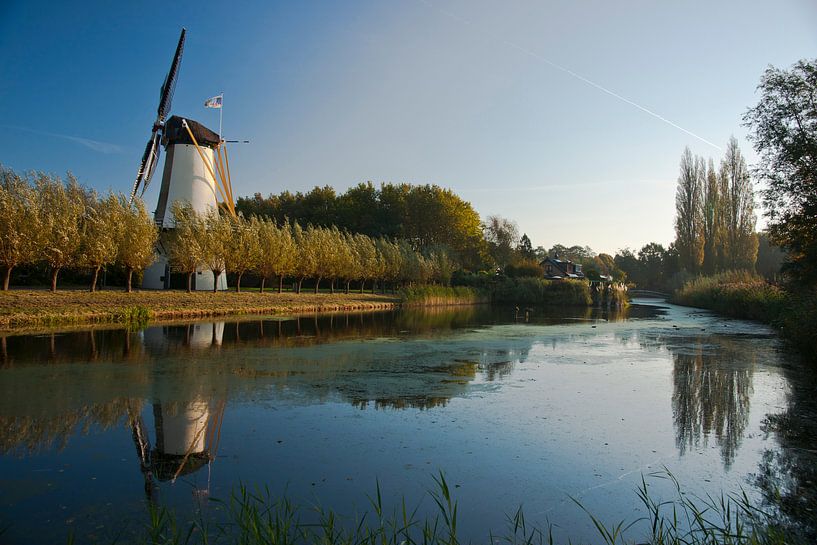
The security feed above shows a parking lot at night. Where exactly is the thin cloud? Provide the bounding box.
[1,125,126,154]
[467,179,668,193]
[416,0,722,151]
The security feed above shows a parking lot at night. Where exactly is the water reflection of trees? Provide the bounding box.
[0,399,133,455]
[0,307,513,454]
[754,366,817,540]
[671,337,753,468]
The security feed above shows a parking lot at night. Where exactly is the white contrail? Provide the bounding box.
[416,0,722,151]
[1,125,125,154]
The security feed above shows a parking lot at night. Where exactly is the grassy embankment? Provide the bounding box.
[0,290,401,331]
[0,279,618,331]
[45,472,806,545]
[671,270,817,355]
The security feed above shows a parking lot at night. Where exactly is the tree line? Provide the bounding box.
[236,182,486,269]
[166,202,457,293]
[0,167,157,292]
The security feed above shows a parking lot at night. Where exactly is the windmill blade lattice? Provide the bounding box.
[129,28,186,205]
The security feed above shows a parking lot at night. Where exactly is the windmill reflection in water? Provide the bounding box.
[128,322,227,504]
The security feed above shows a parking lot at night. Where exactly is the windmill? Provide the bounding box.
[131,28,237,290]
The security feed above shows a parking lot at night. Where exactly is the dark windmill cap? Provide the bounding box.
[162,115,220,148]
[150,449,210,481]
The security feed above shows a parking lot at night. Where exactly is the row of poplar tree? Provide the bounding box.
[674,136,758,273]
[0,168,157,292]
[0,166,456,293]
[166,202,456,293]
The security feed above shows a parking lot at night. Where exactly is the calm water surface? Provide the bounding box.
[1,299,815,543]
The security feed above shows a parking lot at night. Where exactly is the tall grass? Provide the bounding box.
[399,286,488,306]
[671,271,817,356]
[114,305,152,329]
[66,471,809,545]
[671,271,786,322]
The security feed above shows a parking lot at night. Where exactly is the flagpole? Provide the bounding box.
[219,92,223,141]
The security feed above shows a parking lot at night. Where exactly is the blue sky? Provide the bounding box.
[1,1,815,254]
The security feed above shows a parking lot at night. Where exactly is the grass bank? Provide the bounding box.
[671,270,817,355]
[0,290,401,331]
[44,472,809,545]
[399,285,488,306]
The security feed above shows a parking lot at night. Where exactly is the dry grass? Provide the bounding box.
[0,288,400,331]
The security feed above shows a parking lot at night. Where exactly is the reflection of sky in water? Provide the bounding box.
[0,300,809,543]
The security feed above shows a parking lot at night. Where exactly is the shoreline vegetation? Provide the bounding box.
[30,471,806,545]
[0,290,402,331]
[0,279,626,332]
[671,271,816,356]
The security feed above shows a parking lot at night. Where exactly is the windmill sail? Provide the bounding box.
[129,28,186,204]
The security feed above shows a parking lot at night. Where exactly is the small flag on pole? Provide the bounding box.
[204,94,223,109]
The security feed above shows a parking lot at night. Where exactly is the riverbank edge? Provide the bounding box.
[669,272,817,358]
[0,290,401,332]
[0,281,628,333]
[0,288,499,333]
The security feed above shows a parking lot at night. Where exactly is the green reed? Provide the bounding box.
[69,470,809,545]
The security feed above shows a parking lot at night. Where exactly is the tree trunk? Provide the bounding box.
[213,270,222,292]
[278,275,284,294]
[260,277,266,293]
[345,280,350,294]
[360,280,365,294]
[3,266,13,291]
[50,267,60,292]
[187,272,193,293]
[330,279,335,294]
[314,277,321,293]
[90,266,101,292]
[125,267,133,293]
[297,277,304,294]
[235,272,243,293]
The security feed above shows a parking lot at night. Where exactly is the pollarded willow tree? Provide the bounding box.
[168,202,207,292]
[256,218,296,293]
[36,173,86,292]
[200,209,232,293]
[78,193,121,292]
[0,167,41,290]
[115,197,158,292]
[292,223,318,294]
[224,215,262,293]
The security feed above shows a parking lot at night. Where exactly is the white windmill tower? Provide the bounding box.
[129,29,237,291]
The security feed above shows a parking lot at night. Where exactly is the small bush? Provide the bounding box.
[115,305,151,328]
[451,270,496,290]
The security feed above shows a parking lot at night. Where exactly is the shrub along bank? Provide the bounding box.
[491,277,593,306]
[671,270,817,357]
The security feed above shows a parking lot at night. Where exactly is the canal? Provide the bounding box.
[0,298,814,543]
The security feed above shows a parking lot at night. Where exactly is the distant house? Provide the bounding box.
[540,255,585,280]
